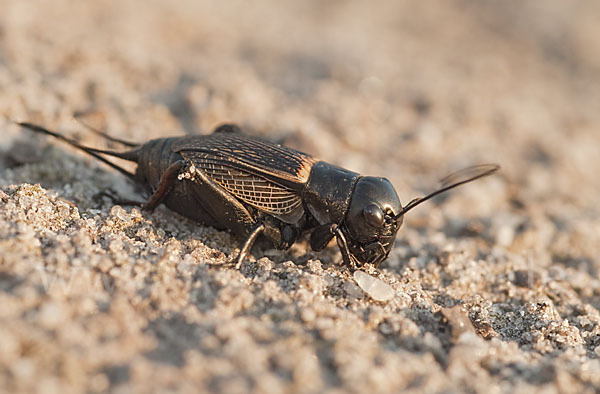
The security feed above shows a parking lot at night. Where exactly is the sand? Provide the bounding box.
[1,1,600,393]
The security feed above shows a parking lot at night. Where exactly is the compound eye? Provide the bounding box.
[363,204,384,227]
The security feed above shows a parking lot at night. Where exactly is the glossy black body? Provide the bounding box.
[132,129,404,267]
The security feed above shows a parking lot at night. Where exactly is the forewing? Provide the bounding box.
[172,134,317,186]
[179,151,305,223]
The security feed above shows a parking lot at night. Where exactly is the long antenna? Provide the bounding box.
[394,164,500,219]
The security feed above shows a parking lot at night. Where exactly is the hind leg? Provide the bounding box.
[143,160,186,212]
[169,162,299,265]
[98,160,185,210]
[136,159,295,266]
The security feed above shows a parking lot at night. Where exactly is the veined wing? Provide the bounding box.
[174,134,317,223]
[172,133,318,187]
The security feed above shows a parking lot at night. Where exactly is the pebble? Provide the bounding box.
[353,271,395,302]
[441,305,477,340]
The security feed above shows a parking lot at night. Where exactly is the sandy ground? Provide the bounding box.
[1,1,600,393]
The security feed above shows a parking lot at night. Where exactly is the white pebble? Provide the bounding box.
[353,271,395,301]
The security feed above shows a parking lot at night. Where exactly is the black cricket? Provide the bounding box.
[18,121,499,269]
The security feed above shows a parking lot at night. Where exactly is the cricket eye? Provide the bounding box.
[363,204,384,227]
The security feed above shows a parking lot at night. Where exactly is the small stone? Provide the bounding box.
[353,271,395,302]
[441,306,477,340]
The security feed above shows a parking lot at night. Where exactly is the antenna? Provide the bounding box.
[394,164,499,219]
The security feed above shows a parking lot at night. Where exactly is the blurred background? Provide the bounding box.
[1,0,600,392]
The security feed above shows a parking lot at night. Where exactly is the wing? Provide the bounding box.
[172,133,317,186]
[173,134,318,224]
